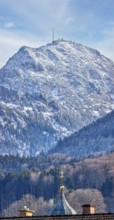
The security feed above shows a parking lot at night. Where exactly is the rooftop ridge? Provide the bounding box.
[1,213,114,220]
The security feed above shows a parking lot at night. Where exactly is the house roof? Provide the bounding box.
[1,213,114,220]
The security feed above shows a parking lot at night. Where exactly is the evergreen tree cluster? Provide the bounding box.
[0,153,114,215]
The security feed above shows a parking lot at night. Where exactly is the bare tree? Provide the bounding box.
[66,188,107,214]
[3,194,53,217]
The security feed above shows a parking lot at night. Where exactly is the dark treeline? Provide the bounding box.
[0,152,114,214]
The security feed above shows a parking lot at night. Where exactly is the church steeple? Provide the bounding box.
[50,169,77,216]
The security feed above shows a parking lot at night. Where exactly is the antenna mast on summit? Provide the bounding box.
[52,28,55,42]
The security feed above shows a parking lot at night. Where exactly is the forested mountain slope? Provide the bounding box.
[51,110,114,157]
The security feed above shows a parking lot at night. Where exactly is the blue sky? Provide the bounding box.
[0,0,114,67]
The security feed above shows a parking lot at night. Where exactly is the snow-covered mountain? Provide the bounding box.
[0,39,114,156]
[50,110,114,157]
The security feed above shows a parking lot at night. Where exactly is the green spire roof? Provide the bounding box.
[50,187,77,215]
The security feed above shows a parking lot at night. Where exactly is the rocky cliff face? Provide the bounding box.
[0,39,114,156]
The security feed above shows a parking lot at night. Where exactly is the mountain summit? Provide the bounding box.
[0,39,114,156]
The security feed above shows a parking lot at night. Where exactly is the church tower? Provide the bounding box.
[50,170,77,215]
